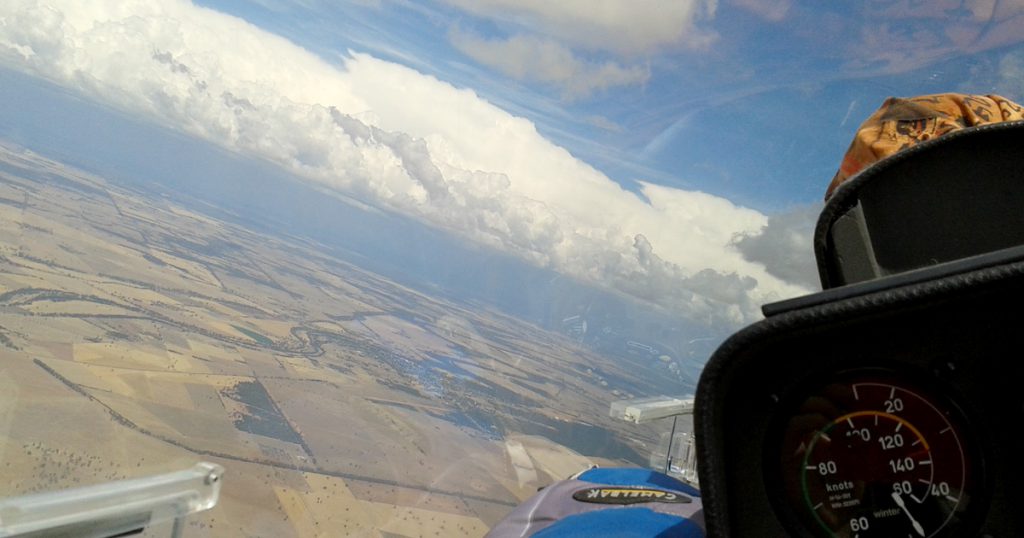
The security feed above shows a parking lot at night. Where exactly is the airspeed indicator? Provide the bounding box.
[775,372,980,538]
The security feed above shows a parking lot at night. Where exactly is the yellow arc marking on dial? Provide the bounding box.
[832,410,930,451]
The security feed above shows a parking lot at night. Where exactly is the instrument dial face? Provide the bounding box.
[775,371,982,537]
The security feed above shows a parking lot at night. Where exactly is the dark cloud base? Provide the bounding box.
[732,203,821,291]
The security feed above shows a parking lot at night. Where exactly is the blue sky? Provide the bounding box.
[1,0,1023,329]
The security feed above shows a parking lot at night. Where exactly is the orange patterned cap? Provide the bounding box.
[826,93,1024,200]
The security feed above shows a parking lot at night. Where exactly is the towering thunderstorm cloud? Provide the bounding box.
[0,0,812,328]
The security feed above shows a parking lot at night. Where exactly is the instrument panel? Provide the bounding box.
[693,258,1024,537]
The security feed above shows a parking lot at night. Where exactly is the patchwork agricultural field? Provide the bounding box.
[0,144,661,536]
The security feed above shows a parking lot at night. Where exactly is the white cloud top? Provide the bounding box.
[0,0,811,327]
[449,30,650,99]
[439,0,715,96]
[439,0,718,55]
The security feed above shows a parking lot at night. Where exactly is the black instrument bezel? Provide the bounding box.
[695,257,1024,537]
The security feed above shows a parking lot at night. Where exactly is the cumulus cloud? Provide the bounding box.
[0,0,811,328]
[438,0,714,97]
[732,204,821,291]
[449,30,650,99]
[438,0,718,55]
[836,3,1024,77]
